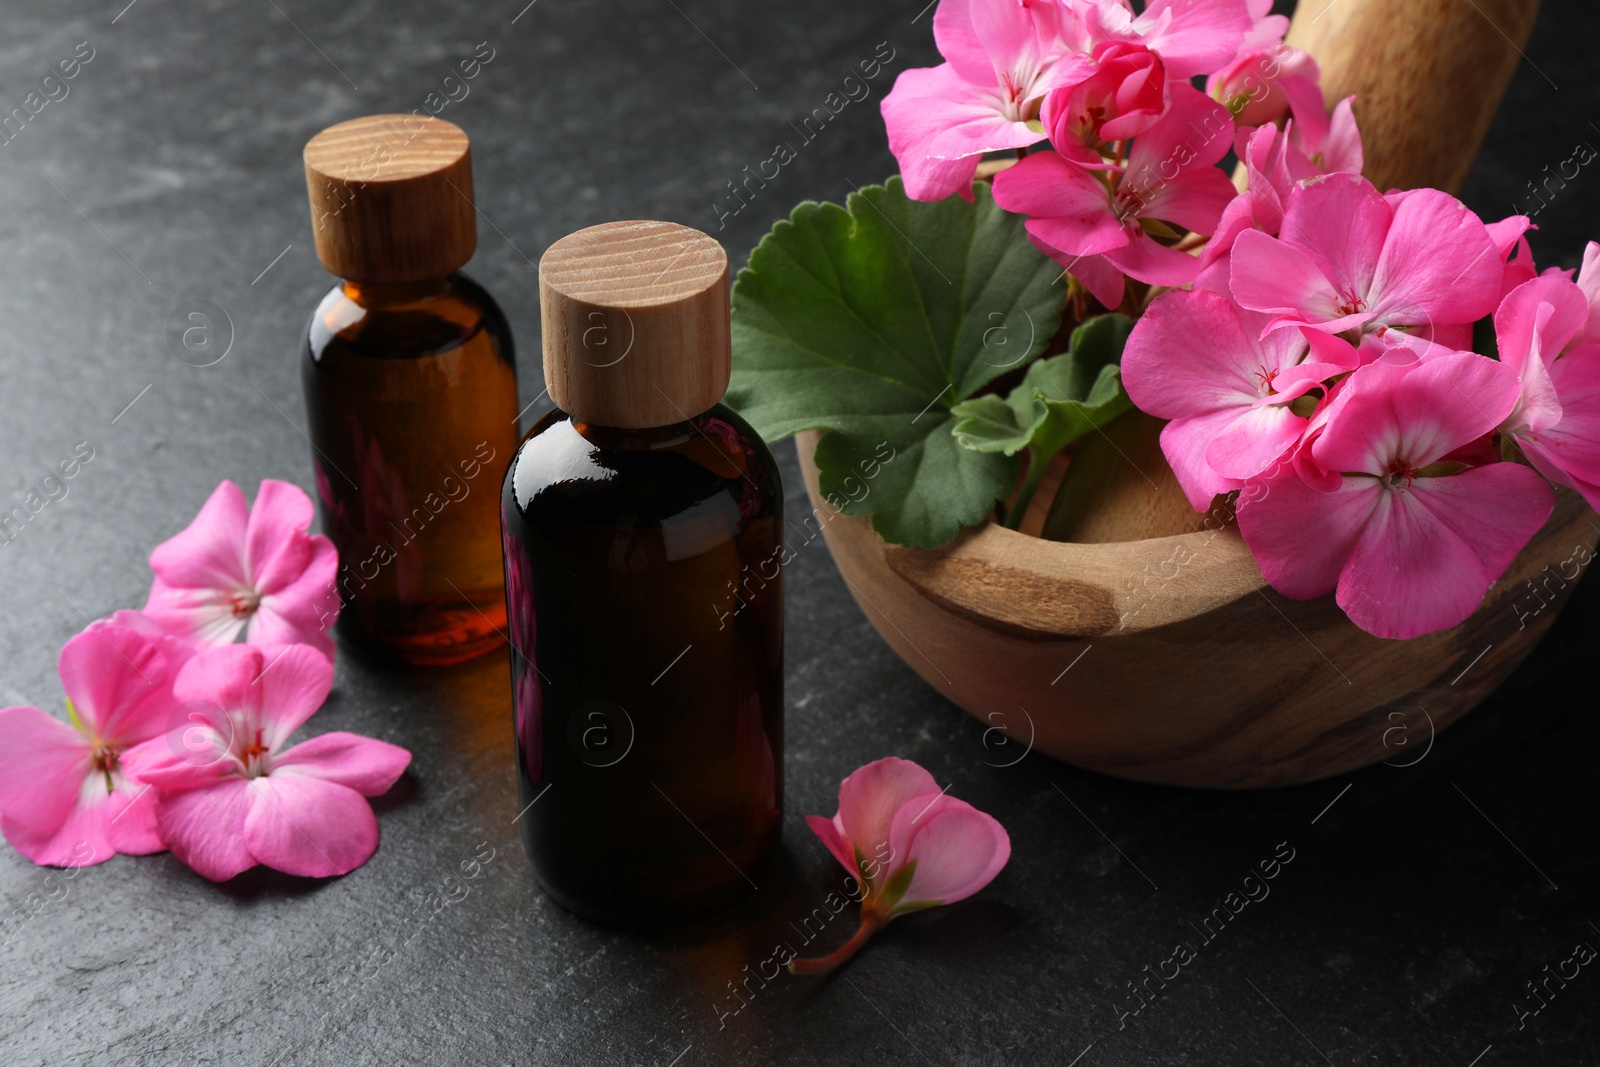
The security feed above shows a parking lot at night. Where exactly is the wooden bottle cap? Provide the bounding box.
[539,221,731,429]
[303,114,477,283]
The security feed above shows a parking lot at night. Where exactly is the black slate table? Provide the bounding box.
[3,2,1597,1064]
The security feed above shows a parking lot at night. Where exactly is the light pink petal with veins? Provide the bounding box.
[154,777,258,882]
[242,775,380,879]
[272,732,411,798]
[0,707,90,838]
[148,480,250,592]
[1337,465,1552,639]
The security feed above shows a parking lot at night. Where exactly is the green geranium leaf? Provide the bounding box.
[951,313,1135,528]
[952,313,1134,457]
[728,177,1065,547]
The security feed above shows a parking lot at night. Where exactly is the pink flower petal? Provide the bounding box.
[250,535,338,656]
[1160,413,1245,510]
[172,645,266,723]
[1278,175,1392,308]
[1,798,114,868]
[1336,464,1553,639]
[1230,229,1351,328]
[834,757,940,867]
[806,813,858,879]
[994,152,1127,257]
[148,480,250,592]
[1102,233,1204,288]
[1237,472,1380,601]
[243,775,380,878]
[1313,355,1519,475]
[154,777,259,882]
[1368,187,1501,328]
[1515,345,1600,486]
[245,480,316,596]
[254,644,335,750]
[1126,85,1234,182]
[272,732,411,797]
[102,780,164,856]
[888,793,1010,910]
[0,706,89,836]
[57,622,182,746]
[142,579,246,648]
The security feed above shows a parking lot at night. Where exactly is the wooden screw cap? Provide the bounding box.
[539,221,731,429]
[303,114,477,283]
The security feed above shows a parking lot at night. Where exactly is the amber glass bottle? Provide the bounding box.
[502,221,783,922]
[300,115,519,665]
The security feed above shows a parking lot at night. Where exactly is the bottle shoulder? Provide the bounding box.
[304,271,514,365]
[504,404,781,530]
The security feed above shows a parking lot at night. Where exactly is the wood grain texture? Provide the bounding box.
[304,114,477,283]
[1288,0,1542,193]
[539,220,730,429]
[798,429,1596,788]
[1042,411,1203,543]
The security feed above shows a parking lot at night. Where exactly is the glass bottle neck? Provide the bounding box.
[570,417,702,451]
[340,277,452,308]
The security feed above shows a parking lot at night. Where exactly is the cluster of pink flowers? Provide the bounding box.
[0,480,410,877]
[884,0,1600,639]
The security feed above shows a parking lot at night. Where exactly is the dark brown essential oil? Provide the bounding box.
[303,273,520,664]
[501,404,784,921]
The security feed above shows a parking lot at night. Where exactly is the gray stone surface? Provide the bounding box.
[1,1,1596,1064]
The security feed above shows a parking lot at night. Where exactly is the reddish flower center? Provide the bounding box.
[1254,366,1280,396]
[1382,458,1419,492]
[240,727,271,777]
[229,590,261,617]
[1336,293,1368,317]
[91,744,120,793]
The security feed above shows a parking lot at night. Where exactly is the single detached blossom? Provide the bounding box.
[1237,354,1553,639]
[1230,174,1501,352]
[1494,275,1600,509]
[123,644,410,881]
[1122,288,1354,510]
[994,84,1236,306]
[790,757,1010,974]
[882,0,1093,202]
[143,479,339,658]
[0,614,191,866]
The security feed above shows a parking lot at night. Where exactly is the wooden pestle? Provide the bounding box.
[1045,0,1543,543]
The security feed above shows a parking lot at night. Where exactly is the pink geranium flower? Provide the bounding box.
[1122,288,1354,509]
[1042,41,1169,168]
[0,614,191,866]
[1230,174,1501,351]
[123,644,410,881]
[1237,353,1554,639]
[790,757,1010,974]
[143,479,339,659]
[1494,275,1600,508]
[882,0,1093,202]
[993,84,1236,305]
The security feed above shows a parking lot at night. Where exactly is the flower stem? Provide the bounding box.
[788,909,888,975]
[1005,448,1053,531]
